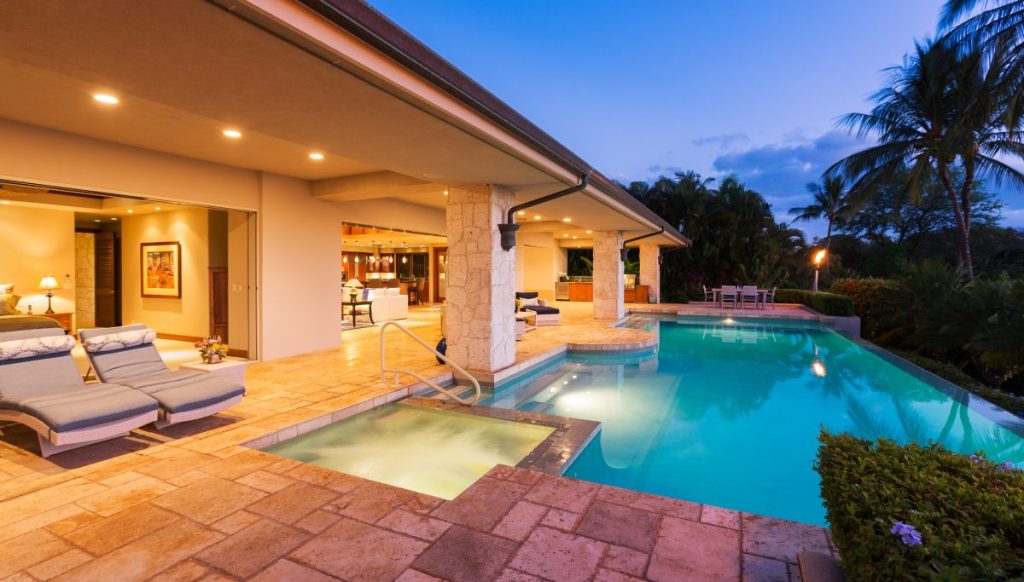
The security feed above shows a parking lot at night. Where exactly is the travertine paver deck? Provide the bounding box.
[0,302,832,580]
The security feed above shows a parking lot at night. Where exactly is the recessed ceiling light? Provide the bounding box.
[562,217,572,223]
[533,215,541,220]
[563,233,569,238]
[309,152,324,161]
[222,129,242,139]
[111,217,118,221]
[0,201,10,205]
[127,209,134,214]
[93,93,119,105]
[517,211,526,216]
[586,230,592,234]
[94,219,101,223]
[154,206,161,211]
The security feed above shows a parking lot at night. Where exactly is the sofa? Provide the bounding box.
[516,292,561,326]
[366,288,409,322]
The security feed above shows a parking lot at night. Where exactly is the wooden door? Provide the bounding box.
[209,267,228,341]
[433,247,448,303]
[94,230,118,327]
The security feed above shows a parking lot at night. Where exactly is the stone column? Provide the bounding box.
[593,231,625,320]
[639,243,661,303]
[445,184,516,373]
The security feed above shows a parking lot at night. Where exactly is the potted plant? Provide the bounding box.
[196,336,229,364]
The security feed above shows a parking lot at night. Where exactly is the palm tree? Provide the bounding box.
[789,176,851,276]
[829,39,1024,278]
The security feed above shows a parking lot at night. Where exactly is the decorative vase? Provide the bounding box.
[204,353,223,365]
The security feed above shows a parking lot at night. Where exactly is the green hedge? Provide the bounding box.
[893,350,1024,418]
[774,289,854,316]
[817,431,1024,580]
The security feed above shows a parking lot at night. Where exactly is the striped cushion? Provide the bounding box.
[82,328,157,353]
[0,335,76,361]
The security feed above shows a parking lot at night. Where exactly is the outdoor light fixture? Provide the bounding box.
[38,276,59,314]
[499,175,588,250]
[811,249,827,292]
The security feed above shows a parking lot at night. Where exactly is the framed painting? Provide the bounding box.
[141,241,182,298]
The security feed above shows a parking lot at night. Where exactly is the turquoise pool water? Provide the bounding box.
[479,316,1024,525]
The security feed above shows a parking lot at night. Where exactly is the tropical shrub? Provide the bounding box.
[817,431,1024,580]
[774,289,854,316]
[830,278,908,341]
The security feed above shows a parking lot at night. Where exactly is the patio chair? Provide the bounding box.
[764,287,777,310]
[702,285,714,304]
[720,285,738,308]
[516,292,560,325]
[0,328,159,457]
[79,325,245,428]
[740,285,759,309]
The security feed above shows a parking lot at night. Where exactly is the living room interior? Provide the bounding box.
[0,180,255,371]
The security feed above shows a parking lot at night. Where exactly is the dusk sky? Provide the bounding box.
[370,0,1024,237]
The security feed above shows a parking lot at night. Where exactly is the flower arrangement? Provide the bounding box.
[196,336,228,364]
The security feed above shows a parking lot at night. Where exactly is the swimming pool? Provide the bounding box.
[479,315,1024,525]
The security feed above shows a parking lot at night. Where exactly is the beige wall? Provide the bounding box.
[259,173,343,360]
[515,232,561,301]
[121,208,210,337]
[0,121,349,361]
[0,205,75,315]
[337,198,445,235]
[0,119,260,211]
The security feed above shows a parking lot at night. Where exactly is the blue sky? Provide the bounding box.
[369,0,1023,237]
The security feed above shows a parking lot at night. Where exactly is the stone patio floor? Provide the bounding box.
[0,302,832,581]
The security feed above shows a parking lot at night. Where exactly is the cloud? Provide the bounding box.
[646,164,683,176]
[710,130,867,237]
[692,132,750,149]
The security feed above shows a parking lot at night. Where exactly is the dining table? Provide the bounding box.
[711,287,770,309]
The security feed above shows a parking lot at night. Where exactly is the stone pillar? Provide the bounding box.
[593,231,625,320]
[445,184,516,372]
[639,243,660,303]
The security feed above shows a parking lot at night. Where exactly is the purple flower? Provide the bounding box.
[996,461,1019,472]
[969,453,986,464]
[890,521,923,546]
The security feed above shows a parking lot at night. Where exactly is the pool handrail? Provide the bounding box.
[379,321,481,405]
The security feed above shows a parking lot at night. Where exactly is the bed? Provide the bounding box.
[0,315,64,333]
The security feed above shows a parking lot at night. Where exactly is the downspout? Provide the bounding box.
[620,228,664,261]
[499,174,589,250]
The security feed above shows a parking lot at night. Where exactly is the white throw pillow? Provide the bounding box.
[0,283,13,294]
[0,335,76,361]
[523,297,540,307]
[83,328,157,353]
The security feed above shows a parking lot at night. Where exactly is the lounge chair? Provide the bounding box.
[79,325,245,428]
[0,328,159,457]
[516,292,561,326]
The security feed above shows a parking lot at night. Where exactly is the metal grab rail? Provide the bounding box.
[379,321,481,405]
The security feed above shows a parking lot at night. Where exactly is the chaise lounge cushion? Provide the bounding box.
[121,371,244,414]
[2,383,159,432]
[523,305,559,315]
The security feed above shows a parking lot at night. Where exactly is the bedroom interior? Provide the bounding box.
[0,181,255,370]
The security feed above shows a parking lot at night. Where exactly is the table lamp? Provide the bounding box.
[38,275,59,314]
[343,278,363,302]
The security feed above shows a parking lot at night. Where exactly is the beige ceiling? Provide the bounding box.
[0,0,676,245]
[0,1,555,186]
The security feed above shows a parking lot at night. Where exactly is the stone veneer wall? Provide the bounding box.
[444,184,516,372]
[74,232,95,329]
[639,243,660,303]
[593,231,625,319]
